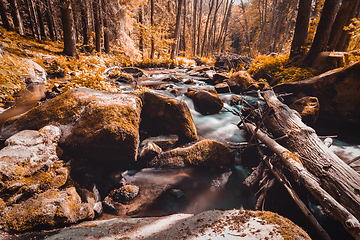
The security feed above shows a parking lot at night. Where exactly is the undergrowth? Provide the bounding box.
[247,54,316,85]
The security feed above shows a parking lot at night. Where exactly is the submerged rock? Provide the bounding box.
[0,88,143,164]
[138,91,198,142]
[150,139,231,167]
[186,88,223,115]
[289,96,320,124]
[0,126,95,232]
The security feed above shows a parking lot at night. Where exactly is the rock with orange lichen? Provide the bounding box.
[0,88,143,164]
[150,139,231,167]
[1,187,95,232]
[137,91,198,142]
[289,96,320,124]
[185,88,223,115]
[0,126,95,232]
[226,71,260,93]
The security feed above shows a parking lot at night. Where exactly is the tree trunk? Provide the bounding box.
[150,0,155,59]
[240,0,250,54]
[81,0,89,45]
[60,0,77,57]
[25,0,36,37]
[258,0,267,53]
[171,0,183,59]
[220,0,232,52]
[0,0,11,30]
[334,0,360,51]
[138,6,144,55]
[192,0,197,56]
[180,0,186,56]
[302,0,341,66]
[93,0,102,53]
[37,2,46,39]
[29,0,41,40]
[259,90,360,239]
[103,0,109,54]
[268,0,277,53]
[200,0,214,56]
[46,0,57,40]
[196,0,203,55]
[8,0,24,35]
[328,0,360,51]
[289,0,312,61]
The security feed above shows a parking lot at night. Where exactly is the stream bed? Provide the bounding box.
[0,67,359,239]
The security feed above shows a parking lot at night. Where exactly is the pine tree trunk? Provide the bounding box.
[81,0,89,45]
[180,0,186,56]
[138,6,144,55]
[200,0,214,56]
[192,0,197,56]
[196,0,203,55]
[93,0,102,53]
[103,0,109,54]
[46,0,57,40]
[25,0,36,37]
[0,0,11,30]
[220,1,232,53]
[37,3,46,39]
[60,0,77,57]
[302,0,341,66]
[150,0,155,59]
[289,0,312,61]
[8,0,24,35]
[29,0,41,40]
[171,0,183,59]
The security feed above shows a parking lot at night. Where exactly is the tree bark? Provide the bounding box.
[8,0,24,35]
[240,0,250,54]
[93,0,102,53]
[46,0,57,40]
[29,0,41,40]
[37,2,47,39]
[0,0,11,30]
[103,0,109,54]
[258,90,360,239]
[192,0,197,56]
[196,0,203,55]
[171,0,183,59]
[60,0,77,57]
[200,0,214,56]
[289,0,312,61]
[81,0,89,45]
[150,0,155,59]
[328,0,360,51]
[25,0,36,37]
[138,6,144,55]
[302,0,341,66]
[268,0,277,53]
[180,0,186,56]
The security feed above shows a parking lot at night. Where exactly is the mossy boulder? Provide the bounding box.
[215,82,231,93]
[138,91,198,142]
[289,96,320,124]
[1,187,95,232]
[0,88,143,164]
[185,88,223,115]
[312,51,349,74]
[226,71,259,93]
[149,139,231,167]
[274,61,360,126]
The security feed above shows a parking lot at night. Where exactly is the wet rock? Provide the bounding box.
[226,71,259,93]
[107,185,140,203]
[289,96,320,124]
[121,67,146,78]
[207,72,229,85]
[140,134,178,150]
[0,88,143,165]
[107,69,135,83]
[184,79,196,84]
[23,59,47,84]
[170,89,179,95]
[312,51,349,74]
[214,53,253,71]
[204,70,216,79]
[192,56,204,66]
[138,91,198,142]
[138,141,162,163]
[215,82,231,93]
[186,88,223,115]
[274,61,360,126]
[150,139,231,167]
[1,187,95,232]
[162,75,183,83]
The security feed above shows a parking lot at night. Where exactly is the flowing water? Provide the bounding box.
[1,68,360,239]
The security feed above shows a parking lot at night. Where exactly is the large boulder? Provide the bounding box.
[138,91,198,142]
[23,59,47,84]
[0,88,143,164]
[312,51,349,74]
[149,139,231,167]
[274,61,360,126]
[185,88,223,115]
[0,126,95,232]
[1,187,95,232]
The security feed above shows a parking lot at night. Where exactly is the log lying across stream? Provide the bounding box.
[241,90,360,239]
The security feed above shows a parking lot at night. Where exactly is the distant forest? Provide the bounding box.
[0,0,359,64]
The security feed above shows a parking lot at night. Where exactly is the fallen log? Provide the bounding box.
[247,89,360,239]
